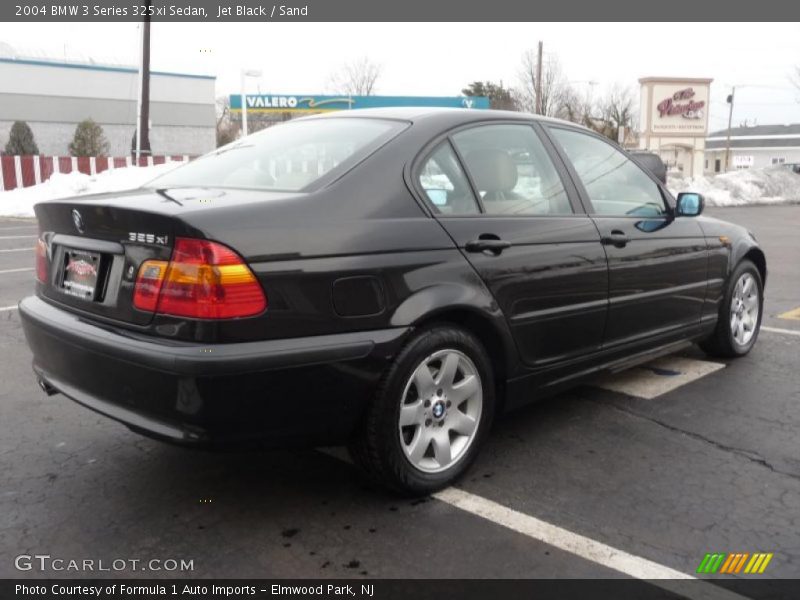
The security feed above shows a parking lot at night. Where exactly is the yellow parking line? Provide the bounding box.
[777,307,800,321]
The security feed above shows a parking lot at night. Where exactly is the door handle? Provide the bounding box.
[465,238,512,255]
[601,230,630,248]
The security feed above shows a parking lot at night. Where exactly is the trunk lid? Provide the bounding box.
[34,188,213,326]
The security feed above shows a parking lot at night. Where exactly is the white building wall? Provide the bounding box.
[0,58,216,156]
[0,121,214,156]
[704,148,800,173]
[0,60,214,105]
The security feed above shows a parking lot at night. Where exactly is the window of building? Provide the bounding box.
[771,157,786,165]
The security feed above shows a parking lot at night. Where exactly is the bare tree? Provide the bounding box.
[215,96,239,147]
[596,84,637,144]
[328,57,382,96]
[517,50,569,117]
[556,84,596,126]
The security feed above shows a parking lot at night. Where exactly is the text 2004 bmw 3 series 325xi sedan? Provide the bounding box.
[20,108,766,494]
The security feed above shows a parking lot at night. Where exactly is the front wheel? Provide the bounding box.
[700,259,763,358]
[349,325,495,495]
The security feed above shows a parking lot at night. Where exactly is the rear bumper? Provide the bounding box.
[19,296,409,446]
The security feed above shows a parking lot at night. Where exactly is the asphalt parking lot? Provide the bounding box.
[1,207,798,586]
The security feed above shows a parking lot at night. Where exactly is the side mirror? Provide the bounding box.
[676,192,704,217]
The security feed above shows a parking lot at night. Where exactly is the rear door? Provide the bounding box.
[415,122,608,368]
[546,126,708,348]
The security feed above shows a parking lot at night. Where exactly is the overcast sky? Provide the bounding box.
[2,22,799,132]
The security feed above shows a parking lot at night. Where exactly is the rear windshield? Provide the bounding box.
[147,118,406,192]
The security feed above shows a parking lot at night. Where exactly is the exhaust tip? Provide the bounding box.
[37,378,58,396]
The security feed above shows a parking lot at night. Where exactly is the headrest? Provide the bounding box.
[463,149,518,192]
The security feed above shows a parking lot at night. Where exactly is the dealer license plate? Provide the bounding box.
[61,249,101,300]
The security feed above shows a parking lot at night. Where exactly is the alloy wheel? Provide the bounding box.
[730,272,760,346]
[398,349,483,474]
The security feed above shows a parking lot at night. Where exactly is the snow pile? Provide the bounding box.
[0,162,183,218]
[668,167,800,207]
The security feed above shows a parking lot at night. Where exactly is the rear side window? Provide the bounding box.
[451,124,573,215]
[550,128,667,217]
[148,118,406,192]
[418,142,480,215]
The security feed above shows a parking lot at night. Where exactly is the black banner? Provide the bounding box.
[4,579,800,600]
[2,0,796,22]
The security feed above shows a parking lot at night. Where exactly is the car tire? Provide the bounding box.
[349,325,495,495]
[699,259,763,358]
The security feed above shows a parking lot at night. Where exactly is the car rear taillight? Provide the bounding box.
[35,238,48,283]
[133,238,267,319]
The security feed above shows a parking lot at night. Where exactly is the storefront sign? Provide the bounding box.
[656,87,705,120]
[649,83,710,135]
[230,94,490,113]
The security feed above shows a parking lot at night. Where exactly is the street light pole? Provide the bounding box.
[724,86,735,172]
[240,72,247,137]
[240,69,262,137]
[535,40,543,115]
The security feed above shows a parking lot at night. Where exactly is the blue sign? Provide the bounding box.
[230,94,490,113]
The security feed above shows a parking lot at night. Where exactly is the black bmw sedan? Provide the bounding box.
[20,108,766,494]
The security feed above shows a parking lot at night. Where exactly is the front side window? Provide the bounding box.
[418,142,480,215]
[148,118,406,192]
[550,127,667,217]
[451,124,573,215]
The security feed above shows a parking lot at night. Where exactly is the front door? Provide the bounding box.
[416,123,608,367]
[547,126,708,349]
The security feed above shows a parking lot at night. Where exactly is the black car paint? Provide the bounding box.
[547,126,710,348]
[20,108,766,447]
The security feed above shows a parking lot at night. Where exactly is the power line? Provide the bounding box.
[722,101,800,106]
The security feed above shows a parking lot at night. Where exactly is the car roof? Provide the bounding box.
[300,106,584,129]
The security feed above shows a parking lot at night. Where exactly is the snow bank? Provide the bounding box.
[668,167,800,207]
[0,162,183,218]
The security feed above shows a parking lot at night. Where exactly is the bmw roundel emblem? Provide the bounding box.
[71,209,84,234]
[432,401,445,419]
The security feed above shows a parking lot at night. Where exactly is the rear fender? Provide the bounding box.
[389,282,522,381]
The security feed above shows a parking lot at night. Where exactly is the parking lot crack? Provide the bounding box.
[602,402,800,482]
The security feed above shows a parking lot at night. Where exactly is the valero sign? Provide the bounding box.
[229,94,490,114]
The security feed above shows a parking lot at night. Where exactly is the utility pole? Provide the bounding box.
[724,86,735,172]
[535,40,543,115]
[135,0,152,162]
